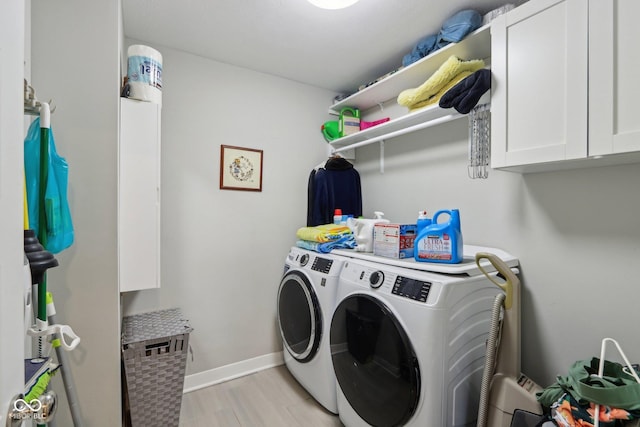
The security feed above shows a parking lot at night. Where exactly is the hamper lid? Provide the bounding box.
[122,308,193,345]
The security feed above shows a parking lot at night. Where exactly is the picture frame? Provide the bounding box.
[219,145,263,192]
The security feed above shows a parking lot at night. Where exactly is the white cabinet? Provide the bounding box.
[589,0,640,156]
[119,98,161,292]
[491,0,640,172]
[328,25,492,154]
[490,0,588,171]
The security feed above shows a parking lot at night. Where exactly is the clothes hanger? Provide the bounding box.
[313,153,343,171]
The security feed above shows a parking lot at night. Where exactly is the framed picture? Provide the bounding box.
[219,145,263,192]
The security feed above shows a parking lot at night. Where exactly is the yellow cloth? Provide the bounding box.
[296,224,352,243]
[397,55,485,108]
[408,70,473,112]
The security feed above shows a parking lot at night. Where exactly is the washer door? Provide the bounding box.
[277,270,322,363]
[331,294,420,427]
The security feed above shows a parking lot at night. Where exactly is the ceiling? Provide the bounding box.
[122,0,517,95]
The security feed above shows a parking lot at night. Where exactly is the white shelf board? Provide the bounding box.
[330,24,492,113]
[329,103,463,149]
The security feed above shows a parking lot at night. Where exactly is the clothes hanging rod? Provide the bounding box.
[331,112,464,153]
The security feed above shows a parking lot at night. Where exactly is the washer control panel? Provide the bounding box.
[311,256,333,274]
[392,276,431,302]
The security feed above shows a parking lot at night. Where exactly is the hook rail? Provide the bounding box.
[24,79,56,116]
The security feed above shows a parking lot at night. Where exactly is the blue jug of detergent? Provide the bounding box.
[414,209,463,264]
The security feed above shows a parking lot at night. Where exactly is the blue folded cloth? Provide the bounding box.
[403,51,422,67]
[434,38,452,51]
[413,34,438,58]
[439,9,482,43]
[401,9,482,68]
[296,235,356,253]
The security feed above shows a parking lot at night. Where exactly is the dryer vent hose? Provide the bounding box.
[476,292,506,427]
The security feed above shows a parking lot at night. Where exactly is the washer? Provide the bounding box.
[330,253,515,427]
[277,246,346,414]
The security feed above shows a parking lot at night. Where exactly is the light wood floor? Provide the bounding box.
[179,365,343,426]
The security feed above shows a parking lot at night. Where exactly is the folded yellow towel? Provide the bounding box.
[397,55,485,108]
[408,70,473,112]
[296,224,352,243]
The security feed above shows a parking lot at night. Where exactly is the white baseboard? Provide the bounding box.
[183,351,284,394]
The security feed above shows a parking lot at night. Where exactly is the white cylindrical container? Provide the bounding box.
[126,45,163,105]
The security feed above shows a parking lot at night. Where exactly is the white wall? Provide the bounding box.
[30,0,121,425]
[354,118,640,385]
[0,0,26,419]
[121,41,335,378]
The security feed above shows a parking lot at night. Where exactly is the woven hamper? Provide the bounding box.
[122,308,193,427]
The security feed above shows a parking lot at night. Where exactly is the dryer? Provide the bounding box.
[330,252,515,427]
[277,246,345,414]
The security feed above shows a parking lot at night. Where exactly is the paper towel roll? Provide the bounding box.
[127,45,163,105]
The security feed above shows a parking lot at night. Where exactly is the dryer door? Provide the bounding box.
[331,294,420,427]
[277,270,322,363]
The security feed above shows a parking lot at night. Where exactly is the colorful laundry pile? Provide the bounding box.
[549,393,638,427]
[296,224,356,254]
[537,357,640,427]
[397,55,485,112]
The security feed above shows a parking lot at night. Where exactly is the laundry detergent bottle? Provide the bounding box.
[338,107,360,137]
[346,211,389,252]
[414,209,463,264]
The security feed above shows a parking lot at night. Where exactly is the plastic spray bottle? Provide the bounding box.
[416,210,431,233]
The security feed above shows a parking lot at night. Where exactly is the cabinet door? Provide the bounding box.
[589,0,640,156]
[491,0,588,169]
[119,98,161,292]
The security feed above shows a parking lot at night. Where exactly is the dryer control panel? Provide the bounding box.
[392,276,431,302]
[311,257,333,274]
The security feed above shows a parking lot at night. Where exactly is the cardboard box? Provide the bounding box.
[373,223,417,259]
